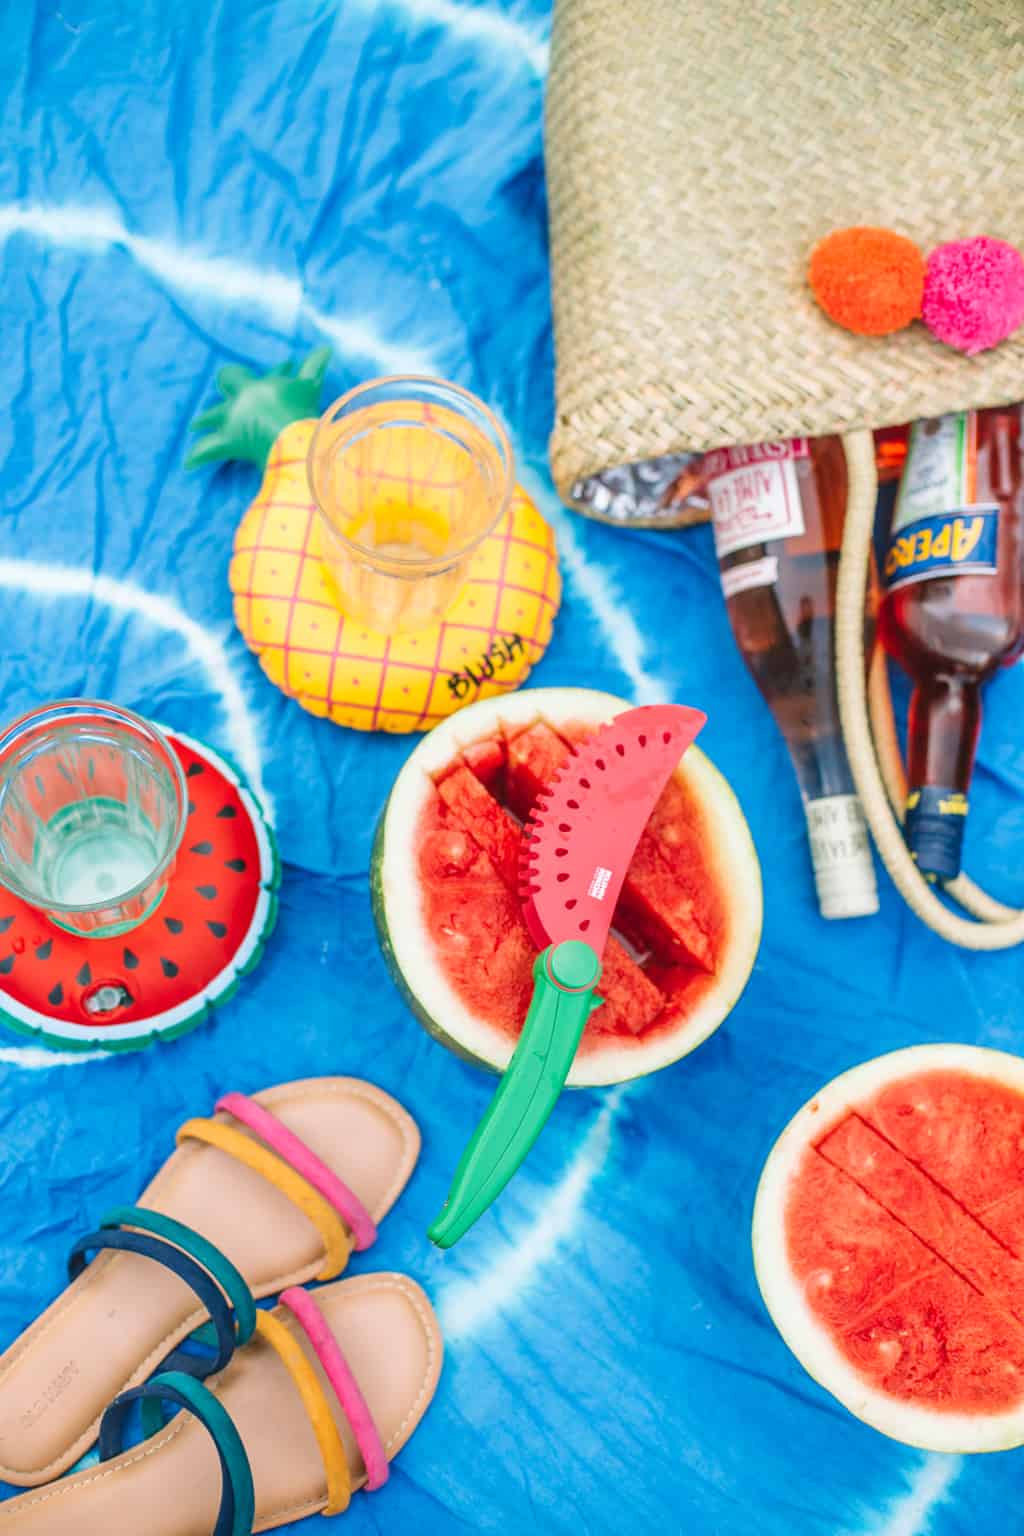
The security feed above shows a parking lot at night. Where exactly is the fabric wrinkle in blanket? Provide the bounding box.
[0,1,1023,1532]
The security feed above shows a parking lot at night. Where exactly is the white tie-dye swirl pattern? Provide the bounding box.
[859,1455,963,1536]
[376,0,550,74]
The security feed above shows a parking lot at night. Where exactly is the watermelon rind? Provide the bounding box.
[0,730,280,1054]
[752,1042,1024,1454]
[372,686,762,1088]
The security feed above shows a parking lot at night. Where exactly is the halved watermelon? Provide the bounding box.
[753,1043,1024,1453]
[372,687,762,1088]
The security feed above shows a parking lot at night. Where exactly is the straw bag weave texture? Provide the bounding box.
[546,0,1024,524]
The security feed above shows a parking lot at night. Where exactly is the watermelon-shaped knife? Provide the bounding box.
[428,703,707,1247]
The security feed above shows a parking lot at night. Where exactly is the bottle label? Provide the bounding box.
[883,508,999,590]
[805,795,879,920]
[893,412,975,530]
[885,409,999,590]
[720,555,779,598]
[707,439,809,558]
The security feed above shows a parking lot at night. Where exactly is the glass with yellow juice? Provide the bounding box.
[307,376,514,634]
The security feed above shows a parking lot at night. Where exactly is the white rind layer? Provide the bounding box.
[752,1042,1024,1453]
[377,685,762,1088]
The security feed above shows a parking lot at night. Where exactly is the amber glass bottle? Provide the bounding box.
[878,407,1024,881]
[706,436,879,919]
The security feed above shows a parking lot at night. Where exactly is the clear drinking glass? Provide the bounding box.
[0,701,188,937]
[307,376,514,634]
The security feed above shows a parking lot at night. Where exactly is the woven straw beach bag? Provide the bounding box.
[546,0,1024,527]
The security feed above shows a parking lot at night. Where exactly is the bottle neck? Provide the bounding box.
[904,674,981,881]
[906,674,981,794]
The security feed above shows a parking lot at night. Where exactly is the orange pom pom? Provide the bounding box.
[809,226,925,336]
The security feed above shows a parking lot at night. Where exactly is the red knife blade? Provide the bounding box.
[517,703,707,955]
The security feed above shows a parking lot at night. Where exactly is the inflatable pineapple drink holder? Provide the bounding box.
[189,349,562,734]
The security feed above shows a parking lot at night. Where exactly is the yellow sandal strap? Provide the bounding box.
[255,1310,352,1516]
[176,1118,352,1281]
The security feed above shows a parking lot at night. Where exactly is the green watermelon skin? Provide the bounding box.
[0,731,279,1053]
[369,812,494,1075]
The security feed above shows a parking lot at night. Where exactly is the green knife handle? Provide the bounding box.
[427,940,603,1249]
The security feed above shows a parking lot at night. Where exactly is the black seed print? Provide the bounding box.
[207,921,228,939]
[215,805,237,819]
[77,962,92,986]
[224,858,246,872]
[34,775,44,796]
[56,761,73,784]
[0,917,14,934]
[35,939,53,960]
[187,800,196,816]
[190,842,213,855]
[196,885,217,901]
[160,958,180,979]
[49,983,63,1006]
[123,948,139,970]
[186,762,204,778]
[0,955,13,975]
[165,917,184,935]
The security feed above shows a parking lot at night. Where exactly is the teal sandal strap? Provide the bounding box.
[100,1205,257,1346]
[100,1371,255,1536]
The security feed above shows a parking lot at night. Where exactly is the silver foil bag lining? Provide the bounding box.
[570,452,709,528]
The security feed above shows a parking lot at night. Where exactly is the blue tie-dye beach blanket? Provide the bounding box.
[1,2,1023,1532]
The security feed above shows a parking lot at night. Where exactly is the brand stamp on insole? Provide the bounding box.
[19,1360,80,1431]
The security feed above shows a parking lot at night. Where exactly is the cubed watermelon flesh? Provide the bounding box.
[417,717,729,1057]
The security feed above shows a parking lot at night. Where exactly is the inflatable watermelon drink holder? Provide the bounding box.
[188,350,561,735]
[0,729,278,1052]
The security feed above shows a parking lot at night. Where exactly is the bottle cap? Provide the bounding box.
[904,786,967,883]
[805,794,880,920]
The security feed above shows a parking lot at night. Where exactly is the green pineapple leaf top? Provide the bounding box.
[185,346,331,471]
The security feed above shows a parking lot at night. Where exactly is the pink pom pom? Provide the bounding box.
[922,237,1024,355]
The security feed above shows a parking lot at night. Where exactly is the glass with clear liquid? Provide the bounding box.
[0,701,187,936]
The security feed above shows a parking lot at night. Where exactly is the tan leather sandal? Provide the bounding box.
[0,1273,443,1534]
[0,1079,420,1487]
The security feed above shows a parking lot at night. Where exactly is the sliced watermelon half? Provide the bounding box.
[372,686,762,1088]
[754,1043,1024,1452]
[0,729,279,1052]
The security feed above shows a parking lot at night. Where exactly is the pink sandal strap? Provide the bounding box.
[279,1286,389,1492]
[216,1093,377,1252]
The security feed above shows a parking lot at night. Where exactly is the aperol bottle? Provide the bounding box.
[707,436,879,920]
[878,407,1024,881]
